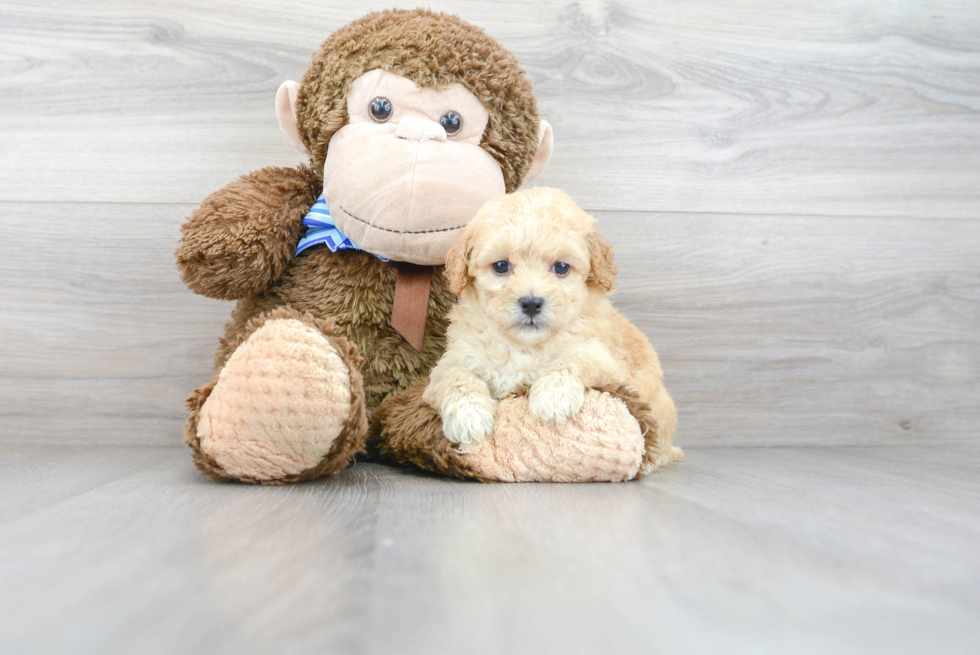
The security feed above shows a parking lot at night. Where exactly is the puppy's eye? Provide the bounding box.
[370,97,393,122]
[552,261,571,276]
[440,110,462,135]
[492,260,510,275]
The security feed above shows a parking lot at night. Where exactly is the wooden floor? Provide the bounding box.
[1,1,979,653]
[0,444,978,654]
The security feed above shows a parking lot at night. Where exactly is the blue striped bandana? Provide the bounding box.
[295,195,389,261]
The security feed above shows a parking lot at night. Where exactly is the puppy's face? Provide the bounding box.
[446,188,616,345]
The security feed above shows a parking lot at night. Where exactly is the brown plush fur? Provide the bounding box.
[177,9,539,483]
[175,160,454,403]
[295,8,540,193]
[215,249,455,415]
[177,164,321,301]
[369,379,485,481]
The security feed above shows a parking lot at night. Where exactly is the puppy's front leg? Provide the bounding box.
[530,342,623,425]
[529,368,586,425]
[423,368,498,448]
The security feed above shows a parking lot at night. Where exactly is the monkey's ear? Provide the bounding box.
[522,120,553,185]
[587,229,617,292]
[276,81,310,155]
[444,241,471,296]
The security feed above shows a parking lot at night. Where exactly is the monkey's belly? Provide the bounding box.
[221,248,452,417]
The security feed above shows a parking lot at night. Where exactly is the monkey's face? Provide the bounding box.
[323,69,506,265]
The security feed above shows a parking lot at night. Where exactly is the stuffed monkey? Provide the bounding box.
[177,9,659,484]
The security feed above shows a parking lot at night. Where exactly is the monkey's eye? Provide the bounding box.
[440,110,462,135]
[552,262,571,276]
[492,260,510,275]
[370,97,393,123]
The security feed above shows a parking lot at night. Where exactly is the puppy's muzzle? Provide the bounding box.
[519,296,545,318]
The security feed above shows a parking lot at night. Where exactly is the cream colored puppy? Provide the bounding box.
[423,187,681,473]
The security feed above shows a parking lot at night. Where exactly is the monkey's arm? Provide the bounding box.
[176,164,321,300]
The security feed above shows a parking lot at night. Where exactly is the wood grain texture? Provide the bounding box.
[603,212,980,444]
[1,202,977,446]
[0,444,978,654]
[0,0,978,216]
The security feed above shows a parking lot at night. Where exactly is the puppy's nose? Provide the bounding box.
[519,296,544,317]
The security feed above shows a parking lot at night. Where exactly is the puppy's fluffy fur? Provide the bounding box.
[423,187,681,473]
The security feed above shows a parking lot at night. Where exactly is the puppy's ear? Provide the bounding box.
[587,230,617,292]
[444,240,471,296]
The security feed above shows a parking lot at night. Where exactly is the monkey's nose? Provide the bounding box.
[394,116,448,142]
[519,296,544,317]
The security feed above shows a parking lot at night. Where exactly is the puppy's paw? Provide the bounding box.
[442,395,498,447]
[529,373,586,425]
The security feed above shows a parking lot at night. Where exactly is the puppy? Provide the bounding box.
[423,187,681,473]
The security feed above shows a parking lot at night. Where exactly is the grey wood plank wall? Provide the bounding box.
[1,0,978,446]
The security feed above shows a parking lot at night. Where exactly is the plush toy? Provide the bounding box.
[177,8,664,484]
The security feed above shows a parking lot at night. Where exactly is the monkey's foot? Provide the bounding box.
[462,391,645,482]
[373,383,653,482]
[186,310,367,484]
